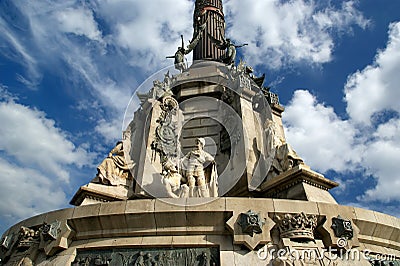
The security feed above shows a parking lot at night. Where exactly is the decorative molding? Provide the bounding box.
[17,226,40,250]
[1,233,15,250]
[260,164,338,203]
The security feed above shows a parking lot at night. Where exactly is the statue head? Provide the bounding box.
[196,137,206,149]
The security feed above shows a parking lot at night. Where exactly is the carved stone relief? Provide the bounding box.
[331,215,354,240]
[0,221,74,264]
[72,247,220,266]
[274,212,318,241]
[41,220,61,242]
[151,95,180,164]
[238,210,265,237]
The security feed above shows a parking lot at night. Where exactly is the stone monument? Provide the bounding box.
[1,1,399,265]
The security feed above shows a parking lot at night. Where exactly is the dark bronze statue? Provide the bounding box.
[166,22,207,72]
[210,28,248,65]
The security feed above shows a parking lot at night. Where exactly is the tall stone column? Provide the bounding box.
[193,0,226,61]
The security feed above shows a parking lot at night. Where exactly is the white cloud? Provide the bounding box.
[345,22,400,125]
[284,23,400,203]
[0,98,93,183]
[360,119,400,202]
[55,7,102,41]
[225,0,368,68]
[284,89,400,203]
[107,0,193,69]
[284,90,360,173]
[0,91,95,229]
[95,118,123,143]
[0,158,68,224]
[0,15,41,89]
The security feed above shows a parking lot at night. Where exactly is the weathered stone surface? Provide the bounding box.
[226,198,274,250]
[2,198,400,265]
[317,203,360,249]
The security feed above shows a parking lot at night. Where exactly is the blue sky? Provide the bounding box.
[1,0,400,235]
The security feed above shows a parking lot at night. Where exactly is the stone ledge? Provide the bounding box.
[2,198,400,259]
[70,183,129,206]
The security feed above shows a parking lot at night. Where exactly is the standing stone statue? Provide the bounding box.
[181,138,218,197]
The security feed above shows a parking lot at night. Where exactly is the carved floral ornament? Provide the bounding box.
[238,210,265,237]
[331,215,354,240]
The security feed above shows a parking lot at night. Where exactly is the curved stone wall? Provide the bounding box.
[1,198,399,265]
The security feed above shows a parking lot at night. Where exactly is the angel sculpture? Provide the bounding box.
[166,22,207,72]
[210,28,248,65]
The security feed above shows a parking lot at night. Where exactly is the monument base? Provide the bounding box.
[1,198,399,265]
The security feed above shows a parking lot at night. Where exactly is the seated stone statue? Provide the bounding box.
[161,159,189,198]
[180,138,218,197]
[95,141,132,186]
[265,120,304,181]
[269,143,303,175]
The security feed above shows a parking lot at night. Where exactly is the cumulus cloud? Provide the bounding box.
[225,0,368,68]
[55,7,102,41]
[360,119,400,202]
[284,22,400,204]
[95,118,124,143]
[108,0,193,68]
[284,90,361,173]
[345,22,400,125]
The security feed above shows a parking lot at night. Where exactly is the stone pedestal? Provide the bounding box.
[260,164,339,204]
[70,183,131,206]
